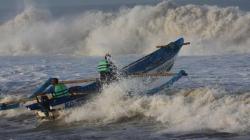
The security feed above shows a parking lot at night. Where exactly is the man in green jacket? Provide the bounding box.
[97,53,117,84]
[51,78,69,98]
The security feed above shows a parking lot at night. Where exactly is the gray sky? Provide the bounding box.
[0,0,249,10]
[175,0,250,11]
[0,0,249,23]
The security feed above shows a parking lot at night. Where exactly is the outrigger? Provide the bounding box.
[0,38,190,119]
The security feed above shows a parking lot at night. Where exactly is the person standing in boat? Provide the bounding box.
[51,78,70,98]
[97,53,117,84]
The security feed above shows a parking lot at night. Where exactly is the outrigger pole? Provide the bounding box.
[145,70,188,95]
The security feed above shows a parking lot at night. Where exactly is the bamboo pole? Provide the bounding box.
[60,78,97,84]
[130,72,176,77]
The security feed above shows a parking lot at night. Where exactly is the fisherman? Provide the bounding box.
[97,53,117,84]
[50,78,70,98]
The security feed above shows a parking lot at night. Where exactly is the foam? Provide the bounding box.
[0,2,250,56]
[62,80,250,133]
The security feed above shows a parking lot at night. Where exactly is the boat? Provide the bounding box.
[0,38,189,119]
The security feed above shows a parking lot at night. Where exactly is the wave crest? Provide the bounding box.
[0,2,250,56]
[62,81,250,133]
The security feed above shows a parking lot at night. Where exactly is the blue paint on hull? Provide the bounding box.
[24,38,186,112]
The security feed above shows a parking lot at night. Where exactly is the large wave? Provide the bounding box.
[0,1,250,56]
[1,78,249,133]
[62,80,250,133]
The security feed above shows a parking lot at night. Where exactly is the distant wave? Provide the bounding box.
[0,1,250,56]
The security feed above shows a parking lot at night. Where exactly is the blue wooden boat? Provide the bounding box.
[0,38,188,119]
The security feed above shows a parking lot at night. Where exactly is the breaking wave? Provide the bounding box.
[62,80,250,133]
[0,1,250,56]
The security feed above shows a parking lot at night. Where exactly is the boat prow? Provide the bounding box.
[0,38,190,120]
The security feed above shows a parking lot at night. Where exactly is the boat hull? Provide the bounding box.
[25,38,186,118]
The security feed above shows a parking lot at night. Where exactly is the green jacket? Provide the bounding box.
[53,83,69,98]
[97,60,110,72]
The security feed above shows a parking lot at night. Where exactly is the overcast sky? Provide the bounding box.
[0,0,249,10]
[0,0,249,23]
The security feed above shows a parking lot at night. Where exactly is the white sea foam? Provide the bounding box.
[62,79,250,133]
[0,2,250,56]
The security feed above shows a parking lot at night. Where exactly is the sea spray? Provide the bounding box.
[0,2,250,56]
[62,83,250,133]
[62,79,147,123]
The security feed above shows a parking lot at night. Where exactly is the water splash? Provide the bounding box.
[0,2,250,56]
[62,80,250,133]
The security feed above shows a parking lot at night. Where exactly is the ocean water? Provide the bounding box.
[0,54,250,140]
